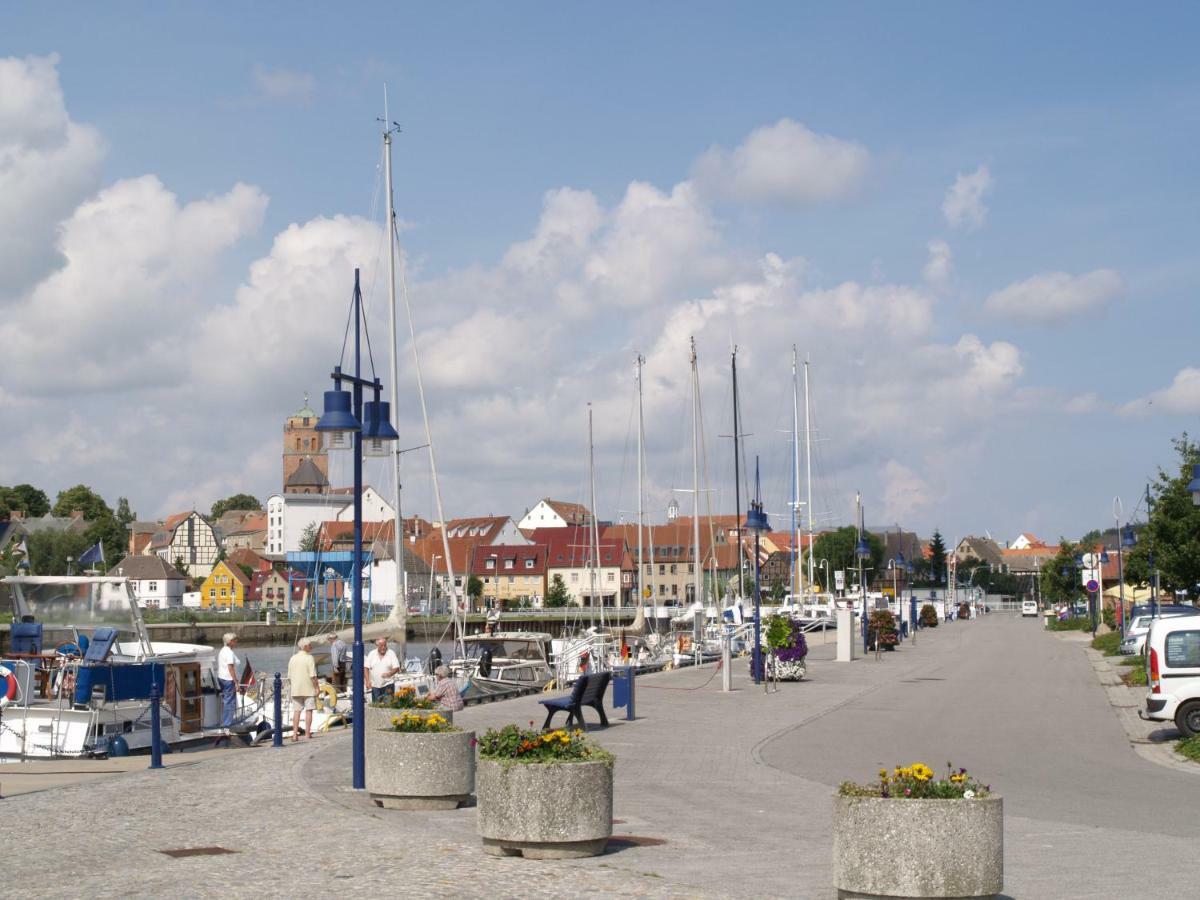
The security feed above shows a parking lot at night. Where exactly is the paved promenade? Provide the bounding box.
[3,615,1198,898]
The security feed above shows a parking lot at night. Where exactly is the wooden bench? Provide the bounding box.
[539,671,612,731]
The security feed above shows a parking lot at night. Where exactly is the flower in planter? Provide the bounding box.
[478,723,613,764]
[765,615,809,661]
[839,761,990,799]
[389,711,459,733]
[374,686,435,710]
[919,604,939,627]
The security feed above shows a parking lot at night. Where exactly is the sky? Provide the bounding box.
[1,3,1198,543]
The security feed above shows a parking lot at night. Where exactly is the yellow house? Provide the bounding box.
[200,560,250,609]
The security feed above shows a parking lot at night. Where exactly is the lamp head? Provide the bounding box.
[316,388,359,451]
[362,399,400,458]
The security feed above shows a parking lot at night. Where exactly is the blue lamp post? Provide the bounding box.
[744,458,770,685]
[856,535,871,652]
[887,553,906,640]
[1118,524,1135,636]
[1093,549,1110,637]
[315,268,399,791]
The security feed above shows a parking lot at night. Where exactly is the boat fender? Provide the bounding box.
[428,647,443,671]
[478,648,493,679]
[108,735,130,757]
[0,664,18,706]
[541,678,557,693]
[315,681,339,711]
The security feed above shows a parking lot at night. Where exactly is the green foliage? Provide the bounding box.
[544,573,570,608]
[809,526,884,581]
[0,484,51,519]
[769,577,786,601]
[1039,539,1083,606]
[115,497,136,528]
[919,603,939,627]
[1091,632,1122,655]
[298,522,319,553]
[477,723,613,764]
[1119,654,1144,667]
[1123,435,1200,594]
[868,609,898,647]
[1122,665,1147,687]
[839,762,990,800]
[927,530,948,583]
[25,528,93,575]
[388,711,457,733]
[210,493,262,520]
[1046,616,1092,632]
[467,575,484,602]
[1176,735,1200,762]
[51,484,112,520]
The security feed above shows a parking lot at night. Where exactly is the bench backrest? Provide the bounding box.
[564,674,589,704]
[580,670,611,704]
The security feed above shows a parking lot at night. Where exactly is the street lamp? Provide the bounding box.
[887,553,906,639]
[818,559,831,596]
[489,553,500,611]
[744,458,770,686]
[428,554,441,616]
[316,268,399,792]
[856,535,871,652]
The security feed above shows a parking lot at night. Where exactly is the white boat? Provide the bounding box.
[0,576,266,758]
[448,631,553,689]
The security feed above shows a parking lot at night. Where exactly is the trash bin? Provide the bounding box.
[611,665,635,720]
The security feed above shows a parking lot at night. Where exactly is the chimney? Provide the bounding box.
[71,509,84,519]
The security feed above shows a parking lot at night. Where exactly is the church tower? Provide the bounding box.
[282,394,329,494]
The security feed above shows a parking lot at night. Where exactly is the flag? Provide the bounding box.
[79,540,105,567]
[13,538,30,569]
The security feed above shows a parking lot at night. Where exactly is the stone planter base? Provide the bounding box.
[833,795,1003,898]
[477,757,613,859]
[365,725,475,811]
[765,655,807,680]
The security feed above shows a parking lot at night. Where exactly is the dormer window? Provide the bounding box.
[485,559,495,569]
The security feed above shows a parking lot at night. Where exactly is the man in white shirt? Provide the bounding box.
[363,637,400,701]
[217,632,241,731]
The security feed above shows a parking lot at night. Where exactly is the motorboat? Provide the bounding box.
[448,631,553,689]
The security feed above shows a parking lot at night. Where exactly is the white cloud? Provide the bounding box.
[1119,367,1200,416]
[1064,392,1102,414]
[984,269,1123,324]
[251,64,315,102]
[922,239,953,287]
[0,53,104,296]
[941,165,992,231]
[882,461,933,522]
[692,118,868,206]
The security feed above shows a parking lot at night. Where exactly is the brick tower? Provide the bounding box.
[282,394,329,494]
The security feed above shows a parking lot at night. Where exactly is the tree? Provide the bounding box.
[467,575,484,608]
[210,493,262,520]
[85,516,128,570]
[0,484,51,519]
[1040,539,1082,606]
[174,555,189,579]
[808,526,884,583]
[26,528,93,575]
[298,522,320,553]
[927,530,948,584]
[770,578,787,601]
[51,484,113,521]
[545,574,570,608]
[115,497,136,528]
[1124,435,1200,594]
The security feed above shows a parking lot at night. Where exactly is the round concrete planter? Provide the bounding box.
[364,726,475,810]
[832,795,1003,899]
[477,757,614,859]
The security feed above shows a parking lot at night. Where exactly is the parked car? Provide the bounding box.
[1120,609,1200,655]
[1141,617,1200,737]
[1021,600,1038,617]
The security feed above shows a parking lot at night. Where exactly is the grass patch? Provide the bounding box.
[1121,665,1147,687]
[1118,655,1144,667]
[1046,617,1094,632]
[1176,736,1200,762]
[1091,632,1122,655]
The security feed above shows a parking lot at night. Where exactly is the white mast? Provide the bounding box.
[804,356,815,592]
[690,338,703,608]
[791,346,802,600]
[636,354,646,617]
[382,87,407,648]
[588,403,603,629]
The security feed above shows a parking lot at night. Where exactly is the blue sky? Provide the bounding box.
[1,4,1197,541]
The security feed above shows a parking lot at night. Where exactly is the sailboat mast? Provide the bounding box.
[791,346,801,601]
[382,87,407,653]
[732,347,745,603]
[804,357,815,592]
[690,338,703,608]
[636,354,645,618]
[588,403,602,629]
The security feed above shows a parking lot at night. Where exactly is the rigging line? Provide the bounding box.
[615,389,636,525]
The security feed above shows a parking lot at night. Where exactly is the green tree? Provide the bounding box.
[1040,539,1082,606]
[1124,435,1200,594]
[26,528,93,575]
[544,574,570,608]
[210,493,262,520]
[808,526,884,583]
[51,484,113,521]
[927,530,948,584]
[467,575,484,608]
[298,522,320,553]
[84,516,128,570]
[0,484,51,519]
[115,497,136,528]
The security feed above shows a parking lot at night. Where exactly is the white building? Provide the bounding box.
[266,488,398,556]
[332,486,396,525]
[517,499,592,531]
[149,511,219,578]
[108,555,187,609]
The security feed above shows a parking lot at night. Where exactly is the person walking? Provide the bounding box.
[329,634,348,689]
[217,632,241,733]
[363,637,400,701]
[288,638,320,741]
[428,664,464,712]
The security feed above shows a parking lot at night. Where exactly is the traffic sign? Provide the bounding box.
[1086,579,1099,593]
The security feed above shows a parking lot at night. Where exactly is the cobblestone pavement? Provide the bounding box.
[4,617,1191,898]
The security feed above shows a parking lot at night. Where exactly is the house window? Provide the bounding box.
[485,559,495,569]
[607,571,614,582]
[220,588,227,597]
[525,559,534,569]
[660,584,667,596]
[571,572,579,583]
[670,564,677,574]
[148,581,157,592]
[671,584,678,596]
[209,589,216,598]
[507,576,514,584]
[688,563,694,574]
[658,564,665,575]
[504,559,514,569]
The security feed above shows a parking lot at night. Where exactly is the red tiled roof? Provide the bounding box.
[543,499,592,526]
[469,544,548,576]
[529,527,625,569]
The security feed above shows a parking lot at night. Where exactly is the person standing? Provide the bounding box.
[287,638,320,741]
[329,634,348,689]
[217,632,241,733]
[428,664,464,712]
[363,637,400,701]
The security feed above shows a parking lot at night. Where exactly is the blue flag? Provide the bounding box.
[79,541,105,566]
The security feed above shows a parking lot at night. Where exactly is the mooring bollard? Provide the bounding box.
[149,673,164,770]
[273,671,283,748]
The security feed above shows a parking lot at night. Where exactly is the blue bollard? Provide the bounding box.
[272,671,283,748]
[149,670,164,770]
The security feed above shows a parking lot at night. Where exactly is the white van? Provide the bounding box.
[1021,600,1038,617]
[1141,617,1200,737]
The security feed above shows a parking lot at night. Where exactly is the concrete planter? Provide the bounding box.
[832,795,1003,899]
[364,704,452,734]
[765,655,807,680]
[477,757,614,859]
[364,726,475,810]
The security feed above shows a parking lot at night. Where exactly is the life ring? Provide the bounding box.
[0,664,19,707]
[315,681,339,711]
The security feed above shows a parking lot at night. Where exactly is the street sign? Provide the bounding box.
[835,570,845,591]
[1086,579,1099,593]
